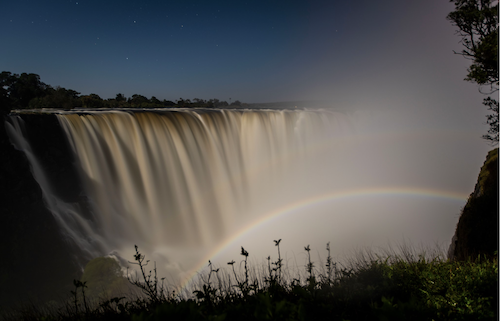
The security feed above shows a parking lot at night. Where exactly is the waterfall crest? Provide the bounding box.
[8,108,353,277]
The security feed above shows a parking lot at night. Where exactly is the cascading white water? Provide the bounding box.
[8,108,355,282]
[6,106,471,291]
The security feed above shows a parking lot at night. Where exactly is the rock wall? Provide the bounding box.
[0,112,83,308]
[448,148,498,261]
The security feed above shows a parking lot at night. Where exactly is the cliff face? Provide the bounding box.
[448,148,499,261]
[0,113,84,307]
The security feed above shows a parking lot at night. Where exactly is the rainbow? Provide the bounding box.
[180,186,469,290]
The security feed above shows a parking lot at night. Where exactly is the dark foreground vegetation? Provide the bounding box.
[1,242,497,321]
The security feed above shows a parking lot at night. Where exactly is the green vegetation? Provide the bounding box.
[0,71,246,115]
[2,242,497,321]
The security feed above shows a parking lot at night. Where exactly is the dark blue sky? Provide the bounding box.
[1,0,478,104]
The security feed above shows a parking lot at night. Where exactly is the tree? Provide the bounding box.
[230,100,242,107]
[162,99,175,107]
[29,86,81,109]
[482,97,499,141]
[177,98,184,106]
[0,72,50,110]
[207,98,219,108]
[81,93,104,108]
[109,93,129,108]
[129,94,149,107]
[0,72,15,114]
[150,96,162,106]
[447,0,499,143]
[115,93,127,102]
[217,100,229,107]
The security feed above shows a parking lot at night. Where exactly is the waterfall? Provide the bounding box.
[7,108,354,281]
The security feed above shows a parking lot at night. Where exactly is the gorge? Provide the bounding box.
[2,106,475,305]
[5,108,356,290]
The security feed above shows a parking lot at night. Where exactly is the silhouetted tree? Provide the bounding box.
[482,97,499,141]
[192,98,207,106]
[230,100,242,107]
[207,98,219,108]
[116,93,127,102]
[0,72,15,114]
[0,70,247,112]
[81,94,104,108]
[447,0,499,143]
[108,93,129,108]
[162,99,176,107]
[129,94,149,107]
[29,86,81,109]
[0,72,49,110]
[217,100,229,108]
[150,96,161,106]
[177,98,186,107]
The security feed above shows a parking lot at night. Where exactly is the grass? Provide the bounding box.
[1,241,497,321]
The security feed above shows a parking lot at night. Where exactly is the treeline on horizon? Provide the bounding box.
[0,71,247,114]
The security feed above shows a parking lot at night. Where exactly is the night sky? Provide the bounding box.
[2,0,496,276]
[1,0,485,104]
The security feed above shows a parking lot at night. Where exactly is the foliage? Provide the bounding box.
[447,0,499,143]
[0,71,49,113]
[29,86,81,109]
[447,0,499,88]
[482,97,499,142]
[126,245,172,304]
[3,241,497,321]
[1,70,248,113]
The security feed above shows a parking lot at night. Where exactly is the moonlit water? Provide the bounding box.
[52,108,353,282]
[7,107,468,287]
